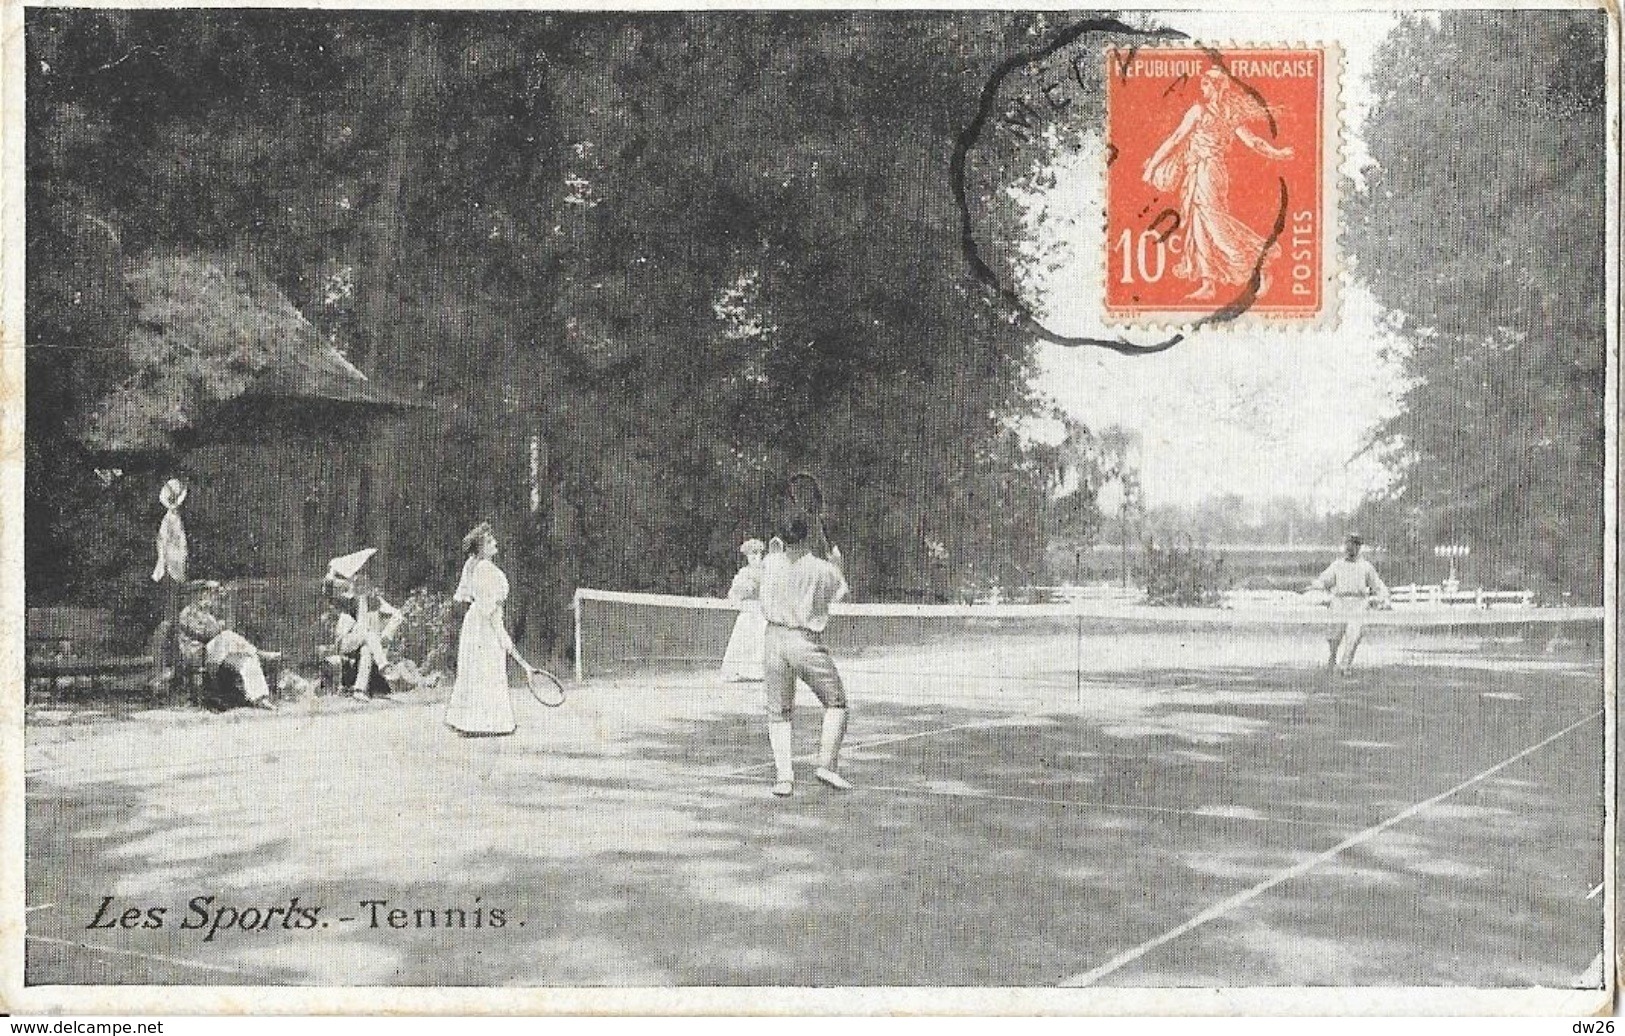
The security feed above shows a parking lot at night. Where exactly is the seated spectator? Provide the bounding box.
[321,548,404,700]
[175,584,276,711]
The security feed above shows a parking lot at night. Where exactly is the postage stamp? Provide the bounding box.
[1104,46,1339,328]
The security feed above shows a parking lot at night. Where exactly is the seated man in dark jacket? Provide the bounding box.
[175,584,277,711]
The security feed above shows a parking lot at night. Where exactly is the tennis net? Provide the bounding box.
[572,587,1604,691]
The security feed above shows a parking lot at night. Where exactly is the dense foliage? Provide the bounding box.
[1348,11,1607,599]
[1141,535,1229,607]
[26,11,1075,651]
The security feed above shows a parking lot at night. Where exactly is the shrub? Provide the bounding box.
[1142,535,1229,607]
[390,588,462,674]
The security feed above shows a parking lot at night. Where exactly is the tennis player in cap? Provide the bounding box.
[1307,533,1391,676]
[757,512,852,796]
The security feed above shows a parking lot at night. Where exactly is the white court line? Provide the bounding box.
[1059,708,1605,988]
[25,934,273,980]
[1587,882,1605,900]
[711,771,1362,833]
[25,903,55,913]
[717,716,1027,777]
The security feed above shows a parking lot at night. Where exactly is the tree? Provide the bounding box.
[25,10,1077,652]
[523,13,1063,602]
[1349,10,1606,598]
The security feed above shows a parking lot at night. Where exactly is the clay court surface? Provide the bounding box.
[25,627,1606,988]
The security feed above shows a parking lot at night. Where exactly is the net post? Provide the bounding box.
[573,588,584,683]
[1074,550,1084,704]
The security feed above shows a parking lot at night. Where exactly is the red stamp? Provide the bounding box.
[1105,46,1337,325]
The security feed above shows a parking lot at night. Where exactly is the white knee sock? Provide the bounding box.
[818,708,848,772]
[768,721,795,782]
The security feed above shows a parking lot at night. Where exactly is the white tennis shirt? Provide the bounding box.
[758,551,849,632]
[1313,557,1389,600]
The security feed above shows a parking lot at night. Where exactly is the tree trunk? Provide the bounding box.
[358,19,436,375]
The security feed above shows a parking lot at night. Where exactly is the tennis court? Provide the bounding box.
[24,604,1607,988]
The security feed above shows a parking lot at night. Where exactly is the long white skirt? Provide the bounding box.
[720,603,766,682]
[445,609,516,734]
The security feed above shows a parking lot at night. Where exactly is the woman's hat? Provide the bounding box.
[159,478,187,509]
[740,538,766,556]
[462,521,495,553]
[327,548,377,580]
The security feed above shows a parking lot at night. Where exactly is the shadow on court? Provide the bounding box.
[25,652,1604,987]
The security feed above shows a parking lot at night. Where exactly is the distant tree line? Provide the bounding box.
[1348,10,1607,601]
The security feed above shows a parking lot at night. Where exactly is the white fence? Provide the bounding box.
[1387,584,1535,608]
[1018,583,1538,610]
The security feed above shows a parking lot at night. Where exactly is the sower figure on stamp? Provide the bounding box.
[1307,533,1391,676]
[1142,67,1295,301]
[758,512,853,797]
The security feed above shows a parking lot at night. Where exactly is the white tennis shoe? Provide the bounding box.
[815,767,854,791]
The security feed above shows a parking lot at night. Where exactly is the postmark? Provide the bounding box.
[955,30,1343,350]
[1103,45,1340,328]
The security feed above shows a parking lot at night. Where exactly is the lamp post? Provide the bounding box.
[1434,544,1469,591]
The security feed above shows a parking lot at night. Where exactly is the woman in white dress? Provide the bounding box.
[445,522,534,736]
[720,538,767,682]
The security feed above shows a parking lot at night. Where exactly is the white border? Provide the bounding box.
[1,0,1616,1018]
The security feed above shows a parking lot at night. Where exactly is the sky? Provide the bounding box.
[1024,10,1409,514]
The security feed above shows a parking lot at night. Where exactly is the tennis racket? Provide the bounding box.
[523,665,567,707]
[785,471,833,559]
[786,470,824,517]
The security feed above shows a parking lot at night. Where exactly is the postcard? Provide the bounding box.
[2,1,1615,1016]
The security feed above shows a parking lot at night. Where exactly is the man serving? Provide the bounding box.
[1308,533,1391,676]
[757,512,853,797]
